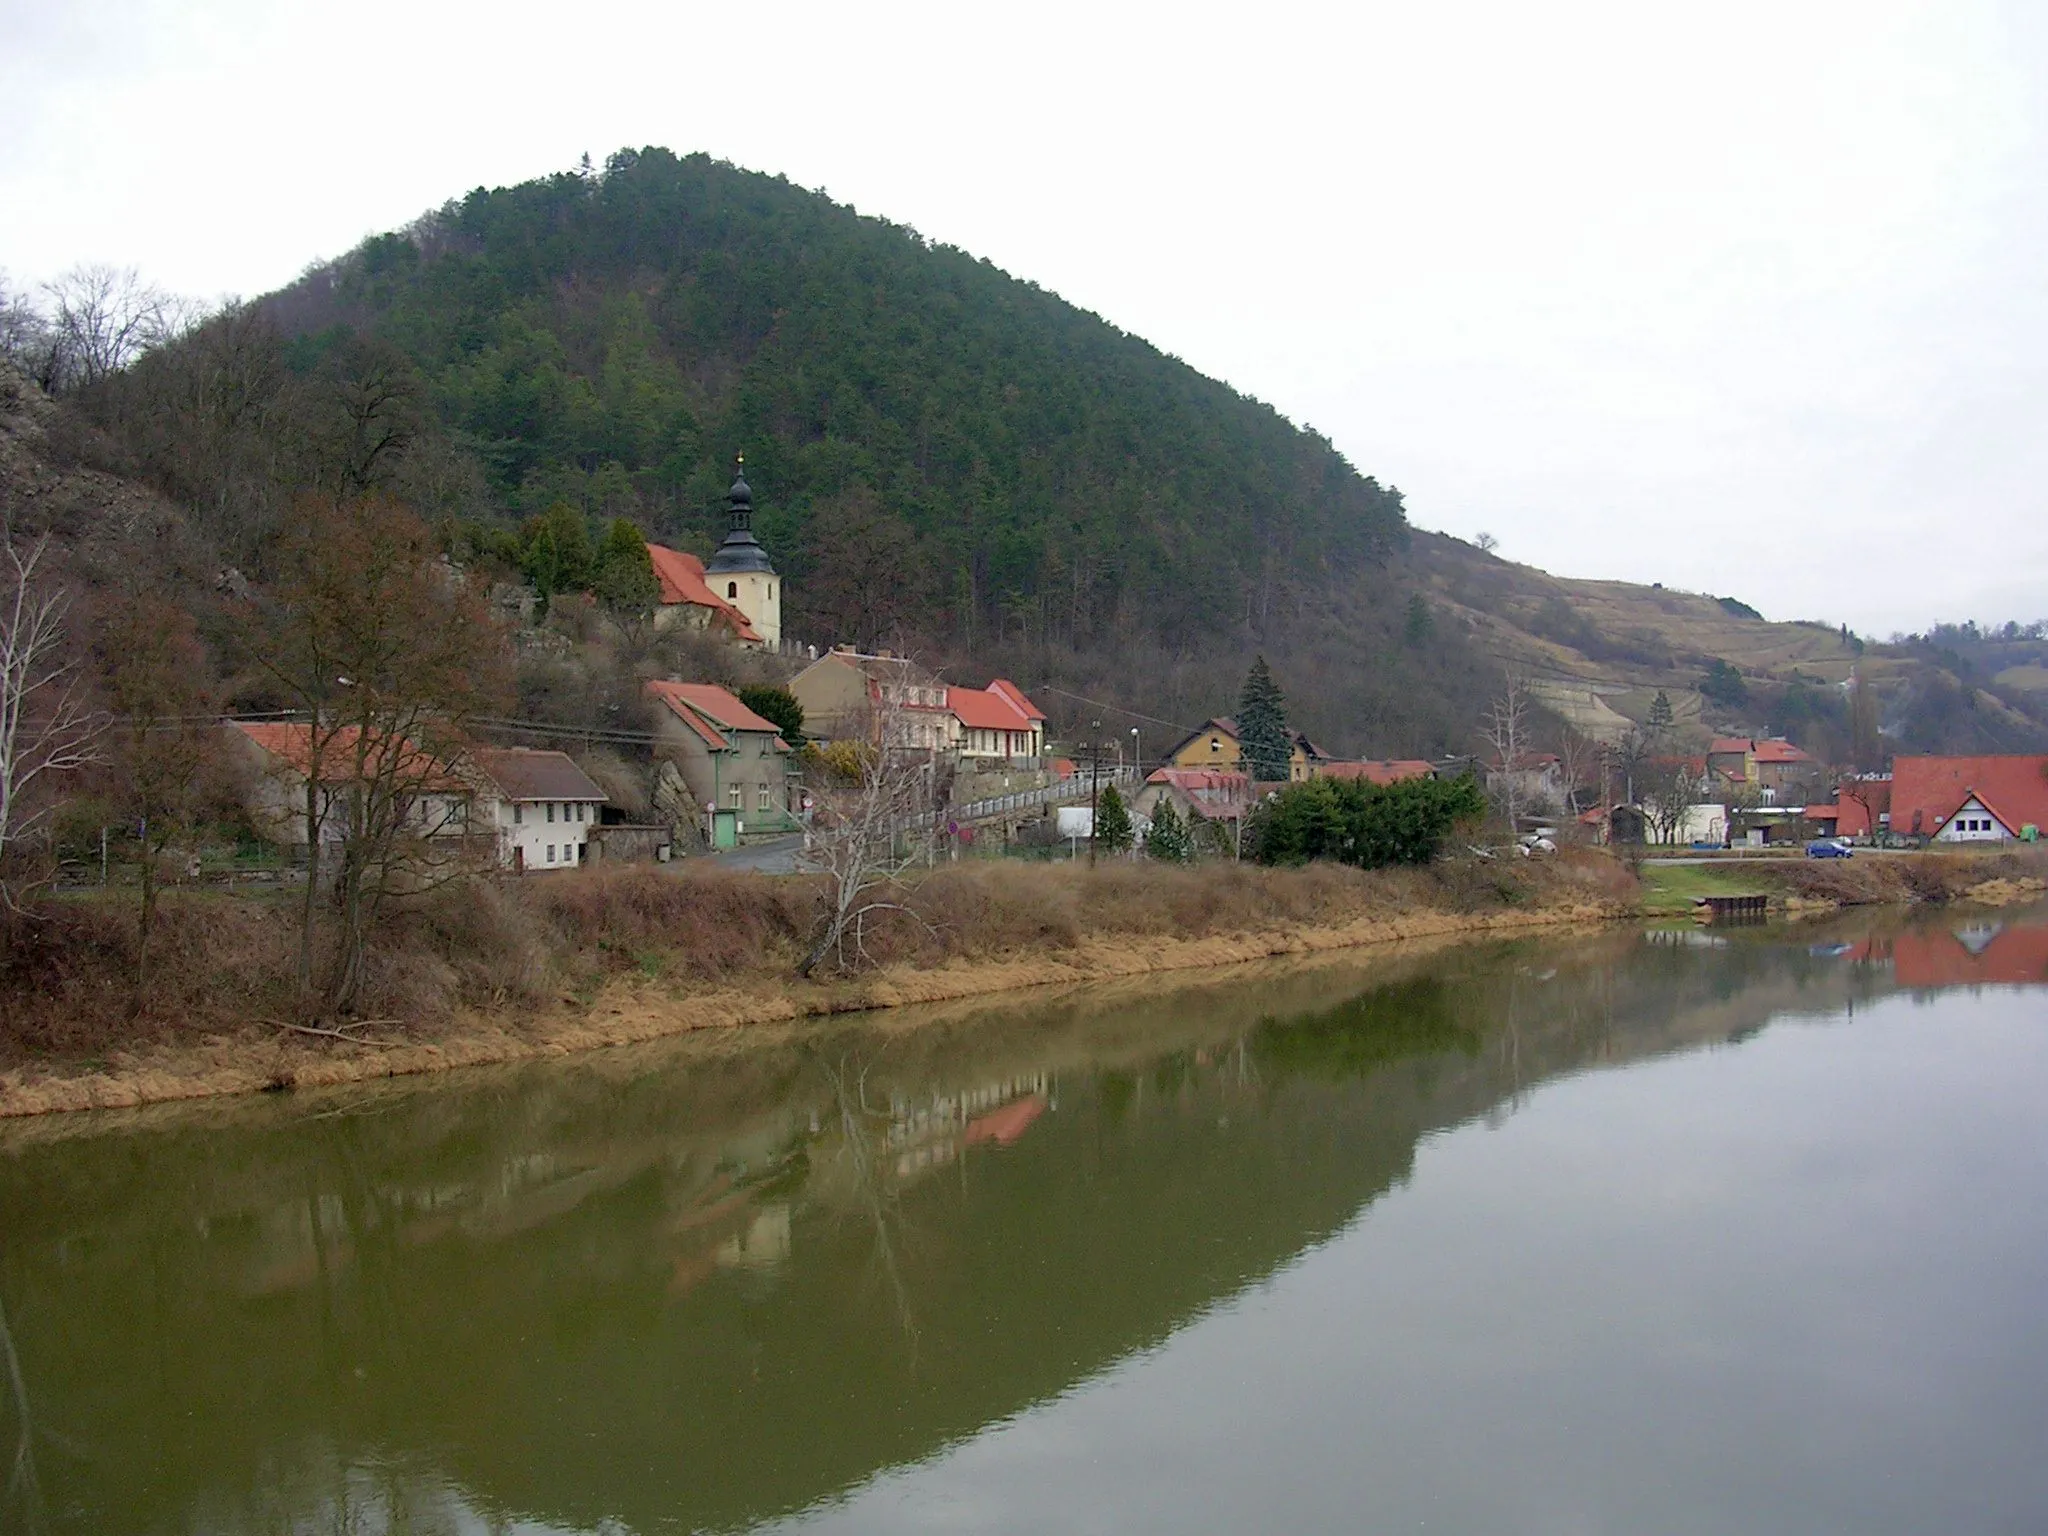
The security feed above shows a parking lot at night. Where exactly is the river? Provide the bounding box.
[2,908,2045,1534]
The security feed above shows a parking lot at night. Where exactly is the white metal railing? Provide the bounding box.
[949,766,1138,826]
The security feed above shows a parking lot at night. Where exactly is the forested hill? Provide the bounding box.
[264,148,1408,654]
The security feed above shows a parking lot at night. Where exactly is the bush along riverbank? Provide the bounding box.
[3,847,2041,1118]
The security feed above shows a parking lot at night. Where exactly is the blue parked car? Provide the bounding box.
[1805,839,1853,858]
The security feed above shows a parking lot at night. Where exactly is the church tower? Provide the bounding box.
[704,458,782,646]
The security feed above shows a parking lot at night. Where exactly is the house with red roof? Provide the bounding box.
[1135,766,1251,828]
[1889,754,2048,844]
[947,679,1046,761]
[227,721,478,851]
[1706,736,1819,799]
[645,682,797,847]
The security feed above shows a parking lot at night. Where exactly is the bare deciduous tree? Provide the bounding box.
[1478,672,1530,835]
[798,698,937,977]
[0,534,103,907]
[1551,722,1597,817]
[1642,757,1706,845]
[97,590,220,992]
[41,264,173,389]
[242,495,509,1014]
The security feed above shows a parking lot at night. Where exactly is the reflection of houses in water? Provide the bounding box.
[886,1074,1051,1181]
[1844,920,2048,989]
[716,1204,792,1270]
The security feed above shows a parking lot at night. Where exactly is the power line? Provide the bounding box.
[1025,684,1199,738]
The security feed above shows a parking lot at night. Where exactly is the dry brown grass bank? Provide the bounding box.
[0,850,1636,1113]
[1775,848,2048,909]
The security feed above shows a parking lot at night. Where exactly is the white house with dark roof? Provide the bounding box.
[468,747,609,872]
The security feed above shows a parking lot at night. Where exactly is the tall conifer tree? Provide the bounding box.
[1237,655,1292,783]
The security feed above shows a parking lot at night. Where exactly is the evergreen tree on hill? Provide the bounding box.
[261,149,1409,652]
[1237,656,1292,783]
[738,686,806,749]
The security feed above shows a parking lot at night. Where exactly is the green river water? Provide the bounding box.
[2,907,2045,1534]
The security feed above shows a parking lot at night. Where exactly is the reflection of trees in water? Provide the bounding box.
[1,1290,47,1534]
[818,1052,920,1358]
[0,919,1955,1533]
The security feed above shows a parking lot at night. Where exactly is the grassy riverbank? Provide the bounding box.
[1635,848,2048,916]
[2,847,2040,1118]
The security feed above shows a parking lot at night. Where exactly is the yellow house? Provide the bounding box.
[1163,718,1324,783]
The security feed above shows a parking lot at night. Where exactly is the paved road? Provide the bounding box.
[703,833,807,875]
[1640,849,1907,868]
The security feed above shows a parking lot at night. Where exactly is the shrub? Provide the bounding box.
[1249,774,1486,868]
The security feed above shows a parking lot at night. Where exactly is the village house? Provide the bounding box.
[947,679,1047,762]
[645,681,797,849]
[226,721,477,852]
[1889,754,2048,844]
[467,747,609,872]
[788,648,957,752]
[1134,766,1251,828]
[646,464,782,647]
[1707,737,1820,801]
[1163,718,1329,783]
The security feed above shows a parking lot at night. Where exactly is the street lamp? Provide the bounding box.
[1130,726,1140,782]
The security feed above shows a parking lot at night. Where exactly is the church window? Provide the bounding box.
[727,582,738,600]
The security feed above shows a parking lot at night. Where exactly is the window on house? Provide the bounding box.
[758,786,773,811]
[575,802,585,823]
[513,804,523,825]
[729,785,743,808]
[727,581,738,599]
[546,802,555,823]
[546,844,556,864]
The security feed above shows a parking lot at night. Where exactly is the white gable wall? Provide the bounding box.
[488,796,603,871]
[1934,795,2011,842]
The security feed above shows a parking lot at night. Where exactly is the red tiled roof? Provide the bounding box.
[1755,738,1813,764]
[948,684,1036,732]
[644,544,762,643]
[230,722,468,792]
[645,681,791,751]
[985,679,1046,722]
[1709,737,1754,757]
[1319,759,1436,785]
[1147,767,1249,790]
[1804,805,1839,820]
[1834,777,1891,839]
[1891,755,2048,838]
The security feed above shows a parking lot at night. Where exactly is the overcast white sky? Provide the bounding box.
[4,0,2043,635]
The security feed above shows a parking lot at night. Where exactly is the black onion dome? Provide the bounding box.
[706,461,777,575]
